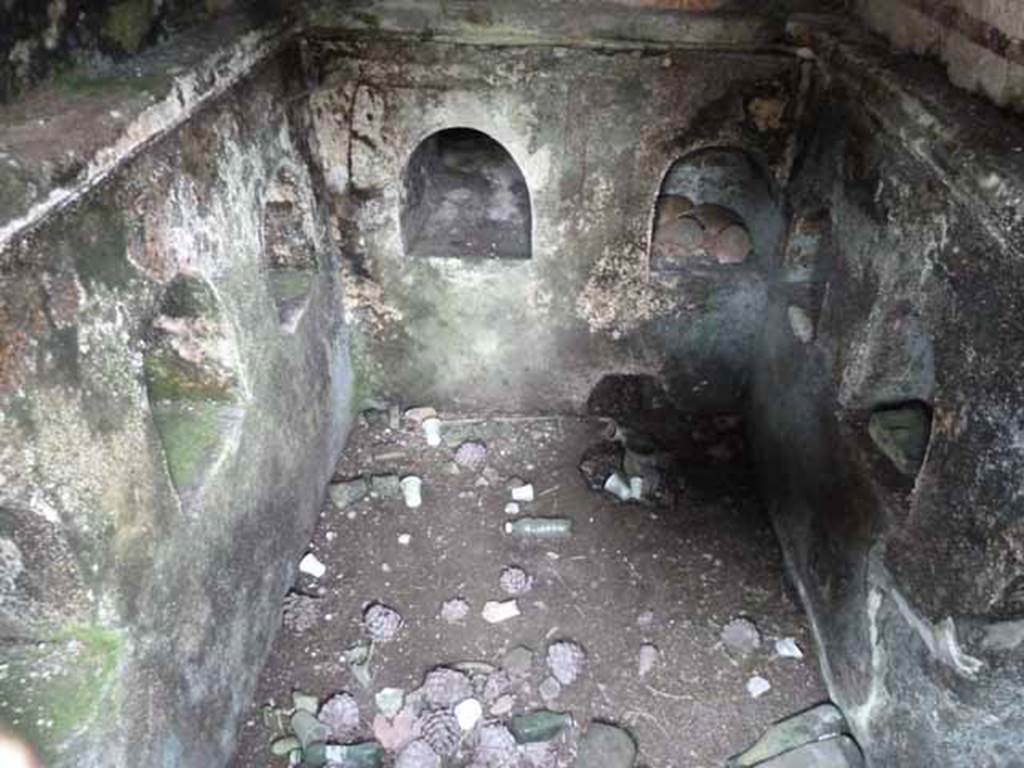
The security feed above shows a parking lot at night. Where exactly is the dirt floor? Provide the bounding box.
[230,408,827,767]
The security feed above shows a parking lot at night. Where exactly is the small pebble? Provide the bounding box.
[747,675,772,699]
[398,533,412,546]
[775,637,804,659]
[538,676,561,701]
[505,502,521,515]
[722,617,761,655]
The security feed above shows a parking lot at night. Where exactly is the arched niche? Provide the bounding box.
[650,148,782,272]
[400,128,532,260]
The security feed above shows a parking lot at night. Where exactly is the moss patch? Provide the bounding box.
[102,0,157,54]
[0,625,123,763]
[267,270,314,307]
[144,349,236,403]
[151,401,236,492]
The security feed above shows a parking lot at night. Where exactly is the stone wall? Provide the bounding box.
[305,34,808,413]
[751,24,1024,765]
[0,34,352,768]
[855,0,1024,109]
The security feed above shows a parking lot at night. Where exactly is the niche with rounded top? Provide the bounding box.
[650,148,781,273]
[400,128,532,261]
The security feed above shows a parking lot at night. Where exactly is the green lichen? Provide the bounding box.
[102,0,156,54]
[55,71,167,99]
[143,349,236,403]
[0,624,123,762]
[267,270,314,307]
[348,328,382,417]
[151,402,233,492]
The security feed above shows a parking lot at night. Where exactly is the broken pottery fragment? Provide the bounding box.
[399,475,423,508]
[747,675,771,699]
[455,697,483,730]
[375,687,405,717]
[728,702,849,766]
[774,637,804,660]
[420,667,474,707]
[637,643,659,676]
[482,599,521,623]
[373,707,416,752]
[292,691,319,714]
[299,552,326,578]
[422,417,442,447]
[404,406,437,425]
[511,482,535,502]
[323,741,384,768]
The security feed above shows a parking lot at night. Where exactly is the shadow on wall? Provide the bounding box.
[650,147,782,273]
[400,127,532,260]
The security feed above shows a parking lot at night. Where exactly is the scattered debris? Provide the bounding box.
[419,709,461,756]
[510,710,573,743]
[774,637,804,660]
[602,471,635,502]
[375,687,405,717]
[455,698,483,731]
[475,723,518,766]
[440,597,470,623]
[398,532,412,546]
[728,702,849,767]
[578,439,624,491]
[403,406,437,426]
[510,481,535,502]
[504,502,521,515]
[575,722,636,768]
[291,708,330,748]
[490,694,515,716]
[504,518,572,538]
[420,667,474,708]
[373,708,416,752]
[454,441,488,469]
[422,416,443,447]
[499,566,533,595]
[299,552,326,579]
[722,617,762,655]
[282,592,320,633]
[395,738,440,768]
[482,599,521,623]
[370,473,402,499]
[270,735,300,756]
[400,475,423,508]
[329,478,368,508]
[637,643,659,677]
[747,675,772,699]
[293,691,319,714]
[364,603,403,642]
[539,676,561,702]
[318,693,360,741]
[546,641,586,685]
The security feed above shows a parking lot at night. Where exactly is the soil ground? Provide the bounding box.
[230,410,827,767]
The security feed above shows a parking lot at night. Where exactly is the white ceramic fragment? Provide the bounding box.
[422,417,442,447]
[454,698,483,731]
[299,552,326,578]
[747,675,772,699]
[400,476,423,508]
[482,599,521,623]
[775,637,804,659]
[511,483,535,502]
